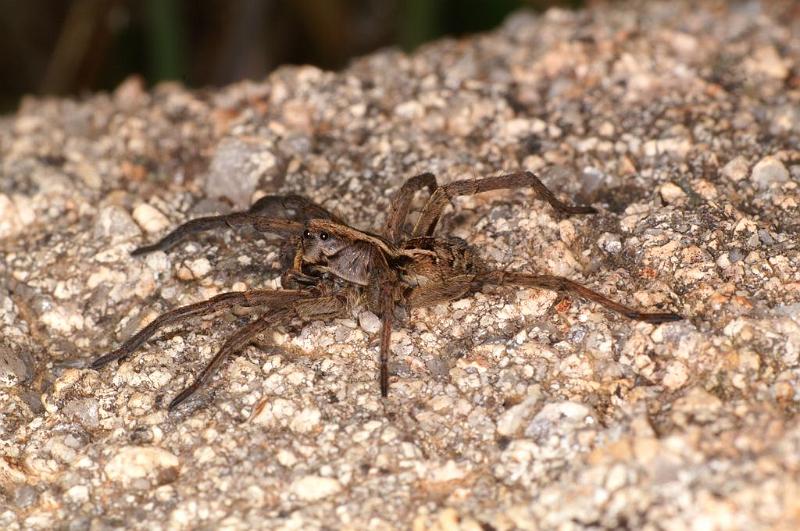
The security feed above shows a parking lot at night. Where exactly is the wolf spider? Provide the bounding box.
[90,171,681,410]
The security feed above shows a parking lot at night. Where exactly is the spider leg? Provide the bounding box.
[90,289,312,368]
[131,214,302,256]
[479,271,682,323]
[379,284,394,397]
[169,290,352,410]
[384,172,437,243]
[168,308,291,410]
[412,171,597,237]
[248,194,344,224]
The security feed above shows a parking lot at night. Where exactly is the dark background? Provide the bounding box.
[0,0,586,112]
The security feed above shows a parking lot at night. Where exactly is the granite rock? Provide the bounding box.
[1,1,799,529]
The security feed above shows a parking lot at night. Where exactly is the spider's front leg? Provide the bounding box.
[131,214,302,256]
[131,194,339,256]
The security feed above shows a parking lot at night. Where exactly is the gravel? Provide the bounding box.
[132,203,171,234]
[0,345,32,387]
[1,1,800,529]
[751,156,791,189]
[205,137,282,209]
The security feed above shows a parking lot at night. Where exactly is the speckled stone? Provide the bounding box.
[1,1,800,530]
[205,137,281,208]
[132,203,171,234]
[0,344,32,387]
[751,156,791,189]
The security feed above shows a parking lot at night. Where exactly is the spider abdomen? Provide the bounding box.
[398,236,483,287]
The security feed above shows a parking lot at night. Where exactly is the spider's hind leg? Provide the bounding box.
[384,172,438,243]
[412,171,597,237]
[478,271,682,323]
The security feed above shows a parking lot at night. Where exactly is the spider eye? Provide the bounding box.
[303,229,312,239]
[319,231,329,241]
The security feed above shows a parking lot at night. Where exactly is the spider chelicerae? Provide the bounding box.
[89,171,682,410]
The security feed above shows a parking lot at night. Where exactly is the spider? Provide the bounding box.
[90,171,682,410]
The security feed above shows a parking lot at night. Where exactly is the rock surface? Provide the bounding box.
[1,1,800,529]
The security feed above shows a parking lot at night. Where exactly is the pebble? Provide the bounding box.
[65,485,90,504]
[40,306,85,333]
[745,45,789,80]
[428,460,470,483]
[659,182,687,203]
[132,204,171,234]
[290,475,342,501]
[277,449,298,467]
[0,194,24,239]
[94,205,142,242]
[205,137,279,208]
[114,75,149,109]
[144,251,170,273]
[358,311,382,334]
[187,258,212,279]
[598,121,615,137]
[558,219,577,246]
[61,398,100,429]
[177,258,212,280]
[662,360,689,390]
[496,396,539,437]
[597,232,623,254]
[524,401,595,441]
[289,407,322,434]
[104,446,180,487]
[0,346,32,387]
[670,388,722,426]
[643,137,691,158]
[721,156,749,182]
[750,156,789,189]
[394,100,425,120]
[13,485,37,508]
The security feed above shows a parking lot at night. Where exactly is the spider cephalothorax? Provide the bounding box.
[89,171,682,411]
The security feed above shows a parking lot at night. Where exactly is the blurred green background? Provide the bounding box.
[0,0,585,112]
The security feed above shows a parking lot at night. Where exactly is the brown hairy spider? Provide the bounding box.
[90,171,681,410]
